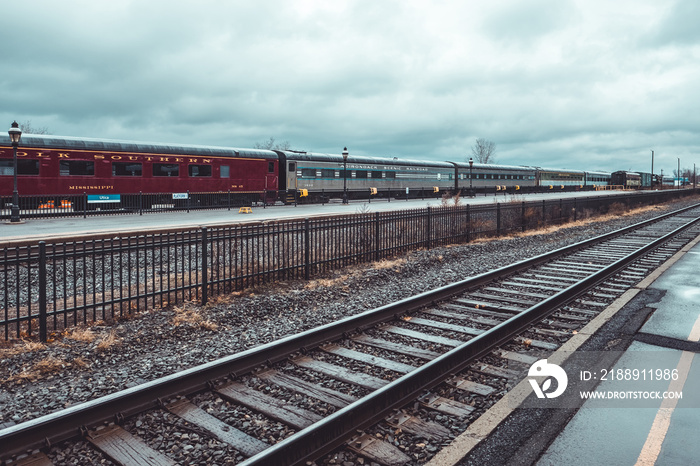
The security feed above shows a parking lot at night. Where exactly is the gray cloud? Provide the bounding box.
[648,0,700,46]
[1,0,699,176]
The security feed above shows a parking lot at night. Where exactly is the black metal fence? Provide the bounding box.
[1,189,696,341]
[0,185,597,220]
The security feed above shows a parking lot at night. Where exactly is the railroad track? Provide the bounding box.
[2,204,700,465]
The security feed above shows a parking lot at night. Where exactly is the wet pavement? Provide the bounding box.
[427,232,700,466]
[537,241,700,466]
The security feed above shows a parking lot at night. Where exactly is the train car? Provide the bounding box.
[637,172,653,189]
[0,134,279,208]
[584,170,611,187]
[277,150,456,202]
[611,171,641,188]
[451,161,537,192]
[535,168,586,188]
[660,175,674,187]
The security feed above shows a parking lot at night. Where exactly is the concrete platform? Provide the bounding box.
[537,241,700,466]
[428,233,700,466]
[0,190,627,243]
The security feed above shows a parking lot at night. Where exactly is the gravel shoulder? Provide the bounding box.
[1,196,698,434]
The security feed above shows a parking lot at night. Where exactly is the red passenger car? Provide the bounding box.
[0,134,279,209]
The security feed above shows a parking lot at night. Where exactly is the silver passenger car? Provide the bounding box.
[278,151,456,201]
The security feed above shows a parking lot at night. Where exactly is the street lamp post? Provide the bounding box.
[469,157,474,197]
[342,147,349,204]
[8,121,22,223]
[678,158,681,189]
[651,150,654,189]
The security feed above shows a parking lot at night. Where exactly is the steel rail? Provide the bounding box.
[0,203,698,461]
[240,207,700,465]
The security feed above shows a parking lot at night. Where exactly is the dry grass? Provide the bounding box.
[171,304,219,331]
[473,204,664,242]
[95,329,121,352]
[71,357,89,369]
[304,258,407,291]
[4,355,68,383]
[304,275,350,290]
[372,258,407,270]
[0,340,46,358]
[65,327,97,343]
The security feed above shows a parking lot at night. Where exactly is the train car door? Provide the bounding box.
[265,161,278,190]
[287,161,297,190]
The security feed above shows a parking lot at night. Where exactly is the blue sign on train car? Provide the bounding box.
[88,194,121,204]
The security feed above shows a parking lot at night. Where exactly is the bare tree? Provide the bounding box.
[677,167,695,185]
[470,138,496,163]
[19,120,50,135]
[254,136,291,151]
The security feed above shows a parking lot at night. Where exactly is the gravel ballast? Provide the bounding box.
[1,196,698,463]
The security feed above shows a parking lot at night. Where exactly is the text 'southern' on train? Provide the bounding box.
[0,134,663,208]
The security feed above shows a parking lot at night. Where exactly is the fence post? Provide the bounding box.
[228,190,231,211]
[559,198,563,223]
[139,191,143,216]
[38,242,48,342]
[521,201,526,232]
[466,204,471,243]
[426,207,432,249]
[304,218,310,280]
[187,190,191,213]
[83,192,87,219]
[574,198,577,222]
[497,203,502,236]
[375,212,381,261]
[201,227,208,306]
[542,200,546,225]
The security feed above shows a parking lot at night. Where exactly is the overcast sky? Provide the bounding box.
[2,0,699,175]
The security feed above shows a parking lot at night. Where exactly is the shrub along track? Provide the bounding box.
[1,202,700,465]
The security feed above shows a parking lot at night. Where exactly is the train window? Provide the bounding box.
[355,170,368,179]
[221,165,230,178]
[301,168,316,178]
[0,159,39,175]
[320,169,335,178]
[188,164,212,177]
[268,162,275,173]
[372,171,383,179]
[112,162,142,176]
[60,160,94,176]
[153,163,180,177]
[288,162,296,172]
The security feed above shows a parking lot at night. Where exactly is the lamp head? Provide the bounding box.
[8,121,22,145]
